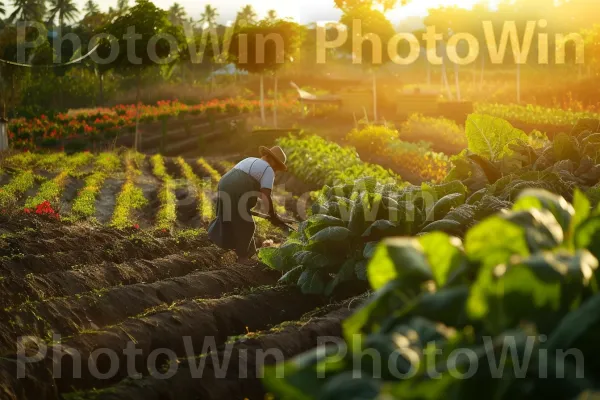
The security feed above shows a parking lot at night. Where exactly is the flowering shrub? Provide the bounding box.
[24,200,60,220]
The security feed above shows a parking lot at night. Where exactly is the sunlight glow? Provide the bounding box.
[386,0,501,23]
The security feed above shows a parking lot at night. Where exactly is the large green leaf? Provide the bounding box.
[305,215,346,238]
[465,114,528,161]
[258,240,304,272]
[362,220,398,241]
[513,189,575,234]
[468,250,599,335]
[568,189,591,246]
[298,269,327,294]
[262,344,347,400]
[293,251,331,269]
[325,258,359,296]
[500,210,563,252]
[309,226,352,243]
[546,292,600,352]
[367,238,433,291]
[553,132,580,162]
[279,265,305,285]
[574,216,600,259]
[465,216,530,270]
[419,232,466,288]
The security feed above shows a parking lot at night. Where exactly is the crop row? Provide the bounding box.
[70,153,123,220]
[278,134,401,188]
[24,152,95,210]
[109,152,148,229]
[347,124,450,183]
[150,154,177,231]
[176,157,215,223]
[475,102,600,127]
[8,98,300,148]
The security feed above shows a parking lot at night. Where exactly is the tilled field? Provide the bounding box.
[0,153,355,400]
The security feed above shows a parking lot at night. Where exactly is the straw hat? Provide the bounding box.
[259,146,288,172]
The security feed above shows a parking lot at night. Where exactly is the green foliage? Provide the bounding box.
[278,135,401,187]
[0,170,37,207]
[110,152,147,229]
[264,189,600,399]
[71,153,122,219]
[259,178,472,295]
[475,103,600,127]
[100,0,185,75]
[230,18,305,75]
[150,154,177,231]
[465,114,528,161]
[25,152,94,209]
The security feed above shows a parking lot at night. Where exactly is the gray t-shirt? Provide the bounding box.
[233,157,275,189]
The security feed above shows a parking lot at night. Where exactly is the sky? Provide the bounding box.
[53,0,500,25]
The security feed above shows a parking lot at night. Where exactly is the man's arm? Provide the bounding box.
[260,188,278,219]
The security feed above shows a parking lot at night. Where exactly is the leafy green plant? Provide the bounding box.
[176,157,214,223]
[278,135,400,187]
[400,114,467,155]
[347,124,450,183]
[259,178,478,295]
[476,102,600,127]
[264,189,600,400]
[0,170,37,207]
[71,153,122,219]
[25,152,94,209]
[197,158,221,186]
[150,154,177,232]
[110,152,147,229]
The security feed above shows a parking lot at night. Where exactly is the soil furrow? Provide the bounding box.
[3,286,326,398]
[0,235,211,278]
[0,247,229,309]
[61,308,353,400]
[0,265,279,354]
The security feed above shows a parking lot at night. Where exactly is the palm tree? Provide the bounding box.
[266,9,277,22]
[168,3,186,26]
[83,0,99,16]
[236,4,256,25]
[47,0,78,28]
[116,0,128,15]
[199,4,218,29]
[9,0,46,22]
[0,2,5,17]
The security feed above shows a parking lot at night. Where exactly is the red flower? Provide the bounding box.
[133,224,140,230]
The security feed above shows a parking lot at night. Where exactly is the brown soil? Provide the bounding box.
[3,286,327,397]
[95,178,124,224]
[64,307,355,400]
[0,264,279,354]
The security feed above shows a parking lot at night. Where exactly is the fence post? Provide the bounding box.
[0,118,8,151]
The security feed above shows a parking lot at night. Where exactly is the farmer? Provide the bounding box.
[208,146,288,266]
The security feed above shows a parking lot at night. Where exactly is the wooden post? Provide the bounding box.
[0,118,8,151]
